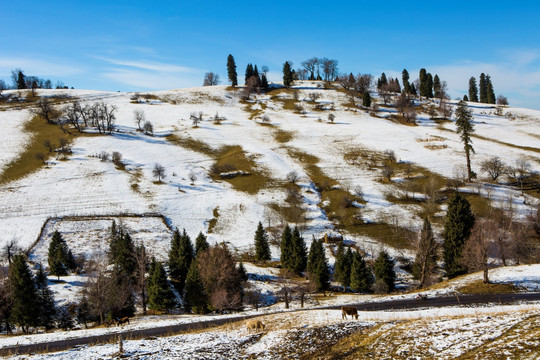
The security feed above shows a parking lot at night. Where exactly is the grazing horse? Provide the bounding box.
[341,306,359,320]
[246,319,265,332]
[116,317,130,326]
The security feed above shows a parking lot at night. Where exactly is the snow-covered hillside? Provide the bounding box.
[0,83,538,263]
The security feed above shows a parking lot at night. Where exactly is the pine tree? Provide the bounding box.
[419,68,427,97]
[426,73,434,98]
[374,250,396,292]
[291,226,307,274]
[226,54,238,87]
[333,242,347,286]
[147,259,175,311]
[261,74,269,91]
[112,232,136,277]
[433,74,441,98]
[17,71,26,89]
[350,251,374,293]
[280,225,293,270]
[377,72,388,90]
[253,65,261,86]
[283,62,293,87]
[443,192,475,278]
[455,100,475,182]
[184,260,207,314]
[362,91,371,108]
[468,77,479,102]
[402,69,410,93]
[413,218,438,288]
[307,238,330,292]
[410,83,417,96]
[35,264,56,330]
[9,255,38,333]
[463,95,469,102]
[48,231,72,279]
[479,73,488,103]
[254,222,271,261]
[169,229,194,293]
[195,232,209,257]
[237,261,248,281]
[245,63,254,84]
[486,75,496,104]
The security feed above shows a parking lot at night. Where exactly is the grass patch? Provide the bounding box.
[166,134,216,156]
[273,129,294,143]
[243,102,264,120]
[0,115,88,184]
[268,203,306,224]
[458,280,520,294]
[271,95,299,112]
[388,114,418,126]
[208,207,219,233]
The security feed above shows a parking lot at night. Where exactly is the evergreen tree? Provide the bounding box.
[410,83,417,96]
[245,63,254,84]
[350,250,374,293]
[9,255,37,333]
[184,260,207,314]
[307,238,330,292]
[195,232,209,257]
[237,261,248,282]
[479,73,488,103]
[280,225,293,270]
[17,71,26,89]
[333,242,347,286]
[253,65,261,86]
[463,95,469,102]
[395,78,401,93]
[291,226,307,274]
[468,77,479,102]
[261,74,269,91]
[283,61,293,87]
[226,54,238,87]
[402,69,410,93]
[113,232,136,277]
[147,259,175,311]
[254,222,271,261]
[426,73,434,98]
[433,74,441,98]
[374,250,396,292]
[419,68,427,97]
[377,72,388,90]
[443,192,475,278]
[35,264,56,330]
[76,296,93,328]
[486,75,496,104]
[455,100,475,182]
[362,91,371,108]
[48,231,73,279]
[169,229,194,293]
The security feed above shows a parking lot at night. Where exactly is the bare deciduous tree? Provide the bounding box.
[143,121,153,135]
[190,112,203,127]
[461,218,497,283]
[152,163,166,183]
[34,152,46,163]
[286,171,300,184]
[133,110,145,131]
[480,156,506,181]
[413,218,439,288]
[203,72,220,86]
[43,139,53,152]
[512,157,531,195]
[32,98,62,124]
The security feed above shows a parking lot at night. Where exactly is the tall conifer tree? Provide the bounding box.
[195,232,209,257]
[486,75,496,104]
[280,225,293,270]
[35,264,56,329]
[254,222,271,261]
[283,62,293,87]
[419,68,427,97]
[443,193,475,278]
[307,238,330,291]
[479,73,488,103]
[226,54,238,87]
[350,251,373,293]
[184,260,207,314]
[291,226,307,274]
[374,250,396,292]
[468,77,479,102]
[9,255,37,333]
[455,100,475,182]
[147,259,175,311]
[169,229,194,293]
[402,69,410,93]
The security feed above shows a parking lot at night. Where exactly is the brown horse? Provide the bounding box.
[116,317,130,326]
[341,306,358,320]
[246,319,265,332]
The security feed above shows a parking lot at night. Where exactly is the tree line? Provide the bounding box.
[0,68,71,92]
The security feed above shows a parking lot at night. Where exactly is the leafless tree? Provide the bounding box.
[395,92,414,120]
[480,156,506,181]
[190,112,203,127]
[439,99,453,118]
[32,98,62,124]
[301,57,318,80]
[83,268,112,324]
[261,65,269,76]
[512,157,532,195]
[43,139,54,152]
[321,58,339,81]
[241,76,259,100]
[213,112,226,125]
[462,218,498,283]
[286,170,300,184]
[153,163,166,182]
[134,244,149,315]
[63,101,84,132]
[99,151,110,162]
[497,95,508,106]
[413,218,439,288]
[133,109,145,131]
[382,163,395,181]
[203,72,220,86]
[188,171,196,184]
[355,74,373,94]
[327,113,335,123]
[34,152,46,163]
[143,121,153,135]
[260,114,270,124]
[307,92,321,102]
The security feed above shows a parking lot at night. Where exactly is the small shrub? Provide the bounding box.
[327,113,335,123]
[112,151,122,165]
[261,114,271,124]
[99,151,109,162]
[143,121,154,135]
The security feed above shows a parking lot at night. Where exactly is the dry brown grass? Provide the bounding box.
[458,280,520,294]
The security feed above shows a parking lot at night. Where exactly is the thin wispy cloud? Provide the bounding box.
[94,56,202,74]
[101,68,202,90]
[0,57,84,77]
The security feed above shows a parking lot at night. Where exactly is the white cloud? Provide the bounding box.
[101,68,202,90]
[95,57,202,74]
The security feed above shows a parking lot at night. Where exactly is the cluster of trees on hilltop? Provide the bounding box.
[466,73,502,104]
[0,69,71,93]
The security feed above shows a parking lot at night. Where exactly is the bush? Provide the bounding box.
[99,151,109,162]
[112,151,122,165]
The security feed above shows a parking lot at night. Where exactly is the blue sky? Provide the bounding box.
[2,1,540,109]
